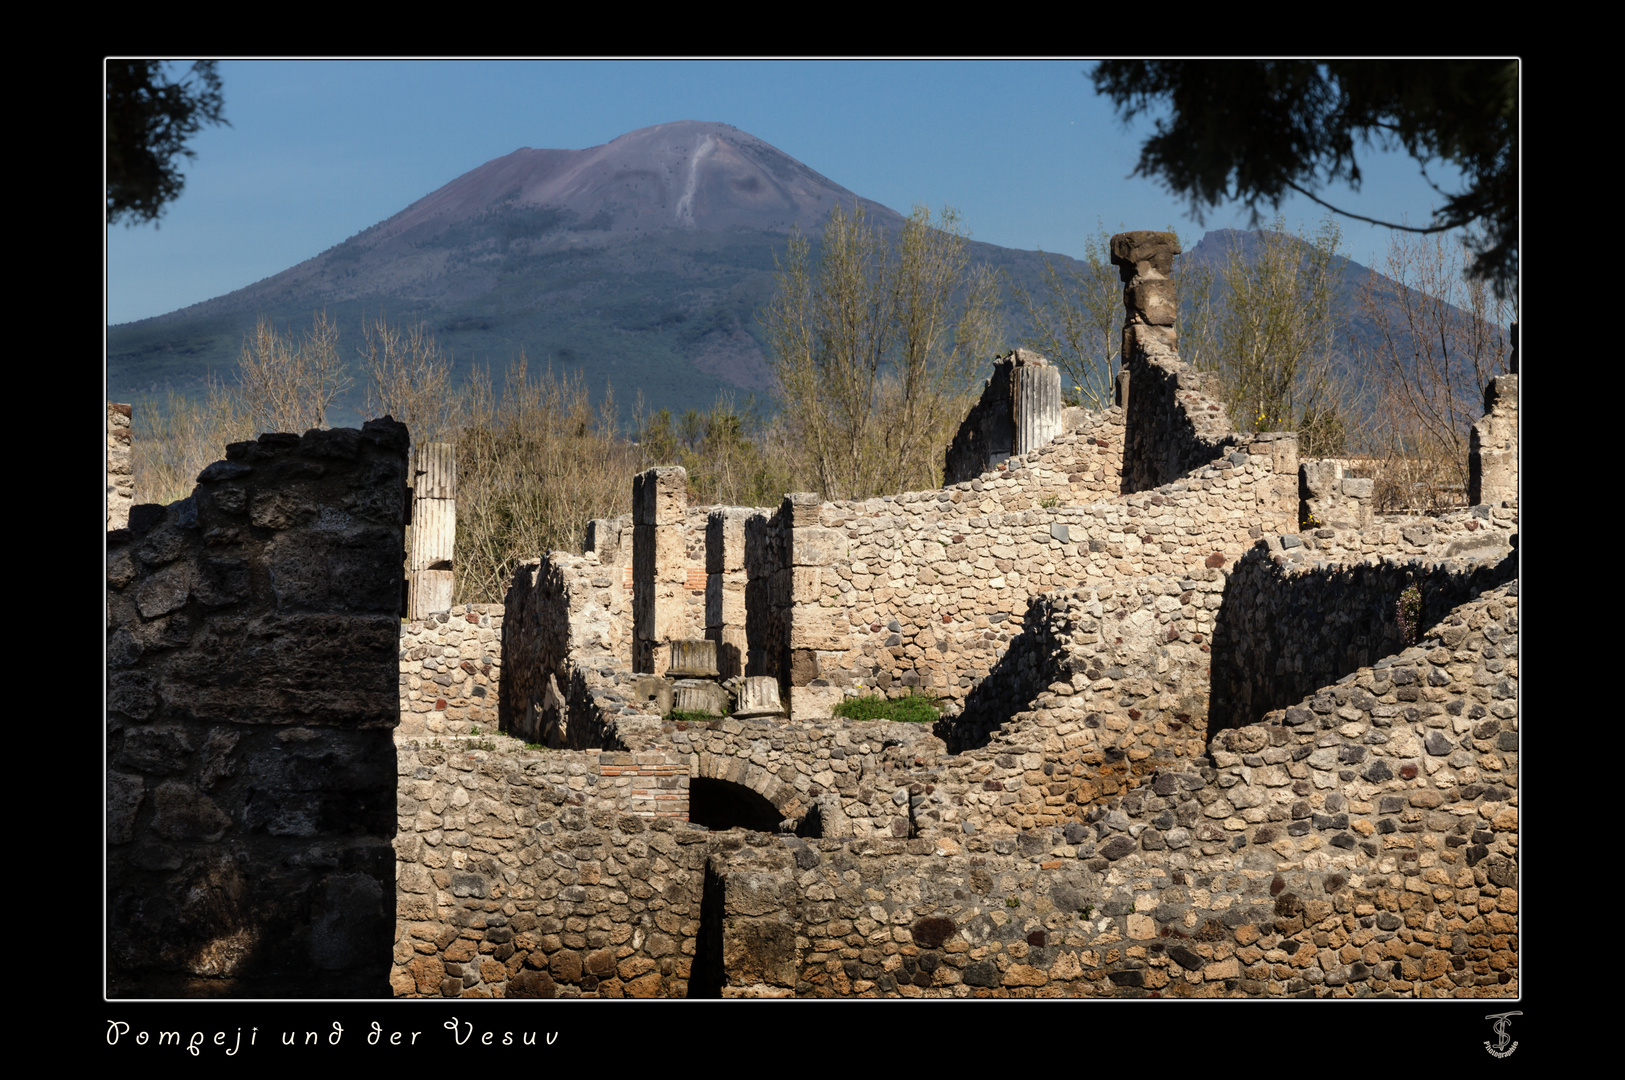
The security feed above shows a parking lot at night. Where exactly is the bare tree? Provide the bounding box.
[361,314,458,446]
[454,358,639,603]
[1359,230,1511,509]
[1181,217,1350,455]
[234,311,352,434]
[1013,223,1123,411]
[763,203,1000,501]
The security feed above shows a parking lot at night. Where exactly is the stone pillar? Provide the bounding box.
[944,349,1065,485]
[1113,231,1180,347]
[706,508,752,680]
[407,442,456,618]
[743,509,782,682]
[1469,374,1518,506]
[633,466,688,675]
[585,516,624,566]
[108,401,133,531]
[784,493,849,719]
[1112,231,1183,491]
[1012,353,1062,458]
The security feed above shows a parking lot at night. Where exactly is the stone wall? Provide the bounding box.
[500,550,653,750]
[1299,458,1374,530]
[945,349,1065,485]
[704,582,1516,998]
[399,603,503,736]
[391,740,701,997]
[1210,515,1517,733]
[389,576,1516,999]
[107,419,409,997]
[108,401,133,531]
[789,427,1296,717]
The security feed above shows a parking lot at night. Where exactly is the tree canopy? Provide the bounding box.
[106,60,228,226]
[1091,61,1517,298]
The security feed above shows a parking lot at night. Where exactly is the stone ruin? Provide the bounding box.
[107,232,1518,999]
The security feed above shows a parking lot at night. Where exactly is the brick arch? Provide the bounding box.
[693,752,808,827]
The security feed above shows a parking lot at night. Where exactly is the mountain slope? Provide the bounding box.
[108,122,926,420]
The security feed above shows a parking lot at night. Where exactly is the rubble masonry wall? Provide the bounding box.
[107,419,409,997]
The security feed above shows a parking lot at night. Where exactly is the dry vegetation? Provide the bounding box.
[131,312,860,605]
[1356,231,1512,513]
[127,221,1510,606]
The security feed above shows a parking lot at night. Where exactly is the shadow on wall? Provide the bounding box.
[1207,544,1519,738]
[938,593,1058,754]
[107,420,409,998]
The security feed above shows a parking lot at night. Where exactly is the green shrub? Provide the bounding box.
[832,692,940,724]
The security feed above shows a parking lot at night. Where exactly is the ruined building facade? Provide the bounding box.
[108,232,1518,999]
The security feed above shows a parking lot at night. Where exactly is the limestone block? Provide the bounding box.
[706,573,747,626]
[668,638,719,678]
[707,626,747,681]
[585,517,624,565]
[788,684,844,721]
[633,523,687,581]
[409,570,454,619]
[672,680,729,716]
[706,508,752,574]
[733,675,784,718]
[783,493,822,527]
[789,565,824,604]
[634,467,688,527]
[791,606,851,652]
[793,527,847,567]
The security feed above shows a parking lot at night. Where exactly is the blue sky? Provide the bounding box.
[105,59,1478,327]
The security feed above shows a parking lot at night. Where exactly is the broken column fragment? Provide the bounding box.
[945,349,1064,485]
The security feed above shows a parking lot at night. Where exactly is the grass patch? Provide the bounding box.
[833,692,941,724]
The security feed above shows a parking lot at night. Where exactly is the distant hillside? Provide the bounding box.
[108,121,1083,424]
[108,122,1491,431]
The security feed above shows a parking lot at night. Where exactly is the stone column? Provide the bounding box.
[944,349,1064,484]
[706,508,752,680]
[108,401,133,531]
[633,466,688,675]
[1113,231,1181,490]
[1469,374,1518,507]
[784,493,849,719]
[1113,230,1181,350]
[1012,352,1062,458]
[407,442,456,618]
